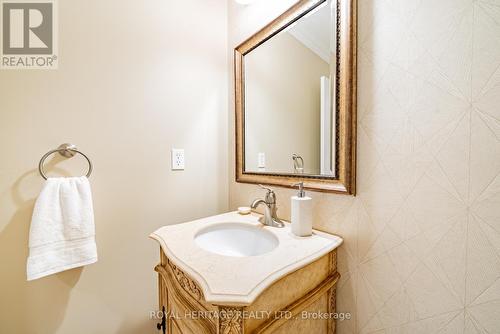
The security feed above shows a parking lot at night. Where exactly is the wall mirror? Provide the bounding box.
[235,0,357,194]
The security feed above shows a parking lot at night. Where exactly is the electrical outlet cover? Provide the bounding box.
[171,149,185,170]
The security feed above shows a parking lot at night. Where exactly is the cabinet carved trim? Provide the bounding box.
[168,261,203,301]
[328,288,337,334]
[329,251,337,273]
[219,307,244,334]
[155,264,168,282]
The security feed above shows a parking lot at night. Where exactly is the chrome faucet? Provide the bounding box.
[251,185,285,228]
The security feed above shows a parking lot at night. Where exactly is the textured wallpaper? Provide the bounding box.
[228,0,500,332]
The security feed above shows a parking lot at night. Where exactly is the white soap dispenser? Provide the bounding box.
[291,182,313,237]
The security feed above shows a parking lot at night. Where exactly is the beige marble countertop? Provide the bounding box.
[150,211,343,305]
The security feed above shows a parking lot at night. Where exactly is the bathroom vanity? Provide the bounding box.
[150,212,343,334]
[151,0,356,329]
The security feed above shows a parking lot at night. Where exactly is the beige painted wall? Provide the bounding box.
[229,0,500,333]
[245,32,329,174]
[0,0,228,333]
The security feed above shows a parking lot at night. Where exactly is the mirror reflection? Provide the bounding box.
[244,0,336,177]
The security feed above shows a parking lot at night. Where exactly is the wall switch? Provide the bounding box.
[171,149,185,170]
[258,152,266,168]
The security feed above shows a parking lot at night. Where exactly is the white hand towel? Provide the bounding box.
[27,176,98,281]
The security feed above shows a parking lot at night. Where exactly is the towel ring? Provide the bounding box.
[292,154,304,174]
[38,143,93,180]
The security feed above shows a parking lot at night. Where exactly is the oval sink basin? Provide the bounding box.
[194,223,279,257]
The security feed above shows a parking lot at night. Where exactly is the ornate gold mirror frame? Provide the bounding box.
[235,0,357,194]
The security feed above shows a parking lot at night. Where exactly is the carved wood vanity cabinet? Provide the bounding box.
[155,249,340,334]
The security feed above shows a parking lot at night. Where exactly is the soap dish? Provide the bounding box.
[237,207,251,215]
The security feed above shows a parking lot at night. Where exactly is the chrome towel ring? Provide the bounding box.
[292,154,304,174]
[38,143,93,180]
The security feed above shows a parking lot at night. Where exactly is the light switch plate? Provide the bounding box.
[258,152,266,168]
[171,149,185,170]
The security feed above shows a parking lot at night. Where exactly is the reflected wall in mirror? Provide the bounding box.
[244,1,335,176]
[235,0,357,194]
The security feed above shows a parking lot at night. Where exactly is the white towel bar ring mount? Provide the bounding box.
[38,143,93,180]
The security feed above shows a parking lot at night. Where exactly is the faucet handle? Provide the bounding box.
[258,184,274,193]
[258,184,276,204]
